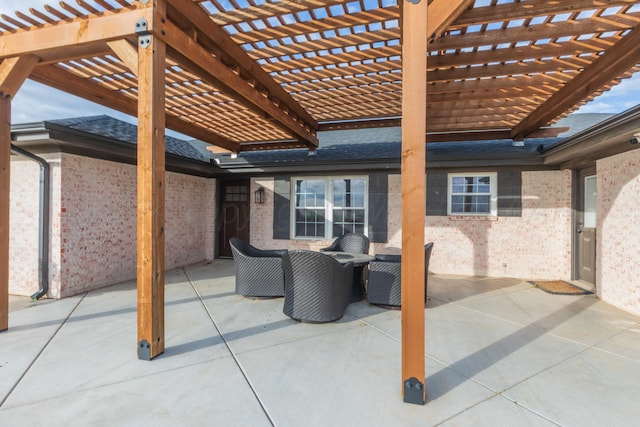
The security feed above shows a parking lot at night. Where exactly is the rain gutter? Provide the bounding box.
[10,144,50,300]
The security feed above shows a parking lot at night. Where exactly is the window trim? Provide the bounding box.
[447,172,497,216]
[290,175,369,240]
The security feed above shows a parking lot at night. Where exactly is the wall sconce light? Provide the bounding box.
[254,186,265,204]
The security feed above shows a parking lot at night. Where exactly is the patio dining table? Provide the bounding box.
[322,251,374,302]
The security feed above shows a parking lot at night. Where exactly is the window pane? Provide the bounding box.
[584,176,597,228]
[475,195,490,213]
[351,179,365,193]
[294,177,367,239]
[451,195,464,213]
[477,176,490,193]
[352,192,365,207]
[450,174,494,215]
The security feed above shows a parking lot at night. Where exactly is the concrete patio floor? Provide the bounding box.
[1,260,639,426]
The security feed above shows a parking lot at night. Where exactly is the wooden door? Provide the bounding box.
[575,168,597,284]
[218,179,250,258]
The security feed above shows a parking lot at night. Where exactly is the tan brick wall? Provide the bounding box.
[597,148,640,316]
[249,172,573,281]
[386,171,572,279]
[9,152,215,298]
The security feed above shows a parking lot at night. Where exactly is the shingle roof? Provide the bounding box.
[213,112,614,167]
[46,115,214,163]
[39,112,616,169]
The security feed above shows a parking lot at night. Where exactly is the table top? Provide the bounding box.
[322,251,374,265]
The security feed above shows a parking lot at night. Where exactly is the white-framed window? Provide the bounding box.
[291,176,368,239]
[448,172,497,215]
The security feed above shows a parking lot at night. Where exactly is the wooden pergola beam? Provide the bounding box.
[0,55,39,332]
[107,39,139,76]
[157,18,318,149]
[136,0,166,361]
[0,8,154,60]
[427,0,474,38]
[512,23,640,139]
[426,127,569,143]
[166,0,317,130]
[30,63,241,152]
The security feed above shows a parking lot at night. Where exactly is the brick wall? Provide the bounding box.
[598,149,640,316]
[9,152,215,298]
[250,171,573,280]
[384,171,572,279]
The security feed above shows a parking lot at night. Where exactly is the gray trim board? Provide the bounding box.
[368,172,388,243]
[273,175,291,240]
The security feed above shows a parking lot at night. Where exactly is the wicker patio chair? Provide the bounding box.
[366,242,434,308]
[282,250,353,323]
[320,232,370,254]
[229,238,287,298]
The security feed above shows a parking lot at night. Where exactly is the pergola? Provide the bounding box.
[1,0,640,404]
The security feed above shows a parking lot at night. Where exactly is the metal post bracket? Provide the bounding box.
[136,18,152,49]
[138,339,151,360]
[404,377,426,405]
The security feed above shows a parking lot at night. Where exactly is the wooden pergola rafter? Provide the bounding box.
[2,0,640,405]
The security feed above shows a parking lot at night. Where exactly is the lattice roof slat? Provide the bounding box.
[206,0,351,26]
[244,28,400,62]
[453,0,639,27]
[229,5,399,45]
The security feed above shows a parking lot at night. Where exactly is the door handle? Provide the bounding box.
[576,228,583,234]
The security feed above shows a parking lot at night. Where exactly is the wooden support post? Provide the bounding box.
[0,55,39,332]
[400,0,428,404]
[0,96,10,332]
[136,1,166,360]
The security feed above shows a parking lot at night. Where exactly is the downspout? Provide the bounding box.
[10,144,50,300]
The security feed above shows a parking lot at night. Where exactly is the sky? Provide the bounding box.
[2,0,640,130]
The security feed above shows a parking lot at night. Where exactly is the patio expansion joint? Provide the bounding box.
[455,296,640,359]
[588,322,640,364]
[432,393,563,427]
[354,315,401,343]
[428,281,535,307]
[182,268,277,427]
[425,350,565,426]
[0,293,87,409]
[423,290,626,424]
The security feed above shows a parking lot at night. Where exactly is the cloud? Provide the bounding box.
[576,73,640,114]
[12,80,137,125]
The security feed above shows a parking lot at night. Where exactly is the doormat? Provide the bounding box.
[531,280,593,295]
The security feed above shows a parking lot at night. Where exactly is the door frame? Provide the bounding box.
[572,165,597,284]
